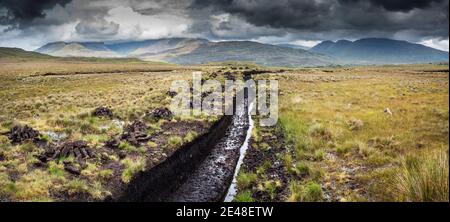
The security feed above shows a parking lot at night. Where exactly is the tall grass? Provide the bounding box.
[395,149,449,202]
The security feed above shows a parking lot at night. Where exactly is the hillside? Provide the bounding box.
[36,37,448,66]
[36,38,334,67]
[0,47,54,59]
[310,38,449,64]
[36,42,120,58]
[166,41,333,67]
[276,43,311,51]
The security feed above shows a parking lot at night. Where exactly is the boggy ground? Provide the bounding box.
[1,60,448,202]
[235,64,449,202]
[164,102,248,202]
[0,58,238,201]
[234,117,294,202]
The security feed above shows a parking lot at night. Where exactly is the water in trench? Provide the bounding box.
[223,102,254,202]
[163,102,252,202]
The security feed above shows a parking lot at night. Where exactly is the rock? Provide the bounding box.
[92,106,113,118]
[42,131,67,142]
[7,125,39,144]
[145,107,173,121]
[384,108,393,115]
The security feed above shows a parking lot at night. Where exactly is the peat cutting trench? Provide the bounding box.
[164,102,250,202]
[117,77,253,202]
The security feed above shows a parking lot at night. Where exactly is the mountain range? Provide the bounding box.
[276,43,311,51]
[35,38,332,67]
[23,37,450,67]
[310,38,448,64]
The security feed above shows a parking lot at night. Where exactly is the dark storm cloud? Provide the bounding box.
[0,0,448,50]
[340,0,445,11]
[191,0,333,29]
[190,0,449,38]
[0,0,71,28]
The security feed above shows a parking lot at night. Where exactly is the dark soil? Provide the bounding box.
[145,107,173,122]
[38,140,96,174]
[149,120,208,159]
[209,72,218,78]
[92,106,113,118]
[163,103,249,202]
[223,71,236,81]
[239,122,293,202]
[166,90,177,98]
[242,70,274,76]
[121,120,150,146]
[7,125,39,144]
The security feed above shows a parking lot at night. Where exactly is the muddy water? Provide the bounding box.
[223,102,254,202]
[163,103,249,202]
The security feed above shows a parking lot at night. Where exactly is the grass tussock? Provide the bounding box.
[395,149,449,202]
[121,157,146,183]
[288,181,324,202]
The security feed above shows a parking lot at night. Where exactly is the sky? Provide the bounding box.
[0,0,448,51]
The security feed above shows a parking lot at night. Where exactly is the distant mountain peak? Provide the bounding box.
[35,38,333,67]
[311,38,448,65]
[33,37,448,66]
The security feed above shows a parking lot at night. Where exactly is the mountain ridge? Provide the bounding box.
[1,47,54,59]
[34,37,449,66]
[36,38,333,67]
[310,38,448,64]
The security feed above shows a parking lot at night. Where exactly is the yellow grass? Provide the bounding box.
[258,64,449,201]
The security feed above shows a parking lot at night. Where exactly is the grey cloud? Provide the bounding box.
[190,0,449,40]
[0,0,448,50]
[129,0,191,16]
[340,0,445,12]
[0,0,71,28]
[75,17,119,37]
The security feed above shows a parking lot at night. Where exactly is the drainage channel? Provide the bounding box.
[119,73,256,202]
[223,102,254,202]
[162,102,250,202]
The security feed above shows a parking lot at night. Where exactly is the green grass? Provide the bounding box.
[395,149,449,201]
[118,141,137,152]
[288,181,323,202]
[234,190,254,202]
[236,172,258,190]
[167,136,183,149]
[260,64,449,201]
[98,169,114,180]
[0,47,53,59]
[184,131,198,143]
[121,157,146,183]
[64,179,89,195]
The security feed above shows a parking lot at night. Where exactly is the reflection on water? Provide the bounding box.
[224,102,254,202]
